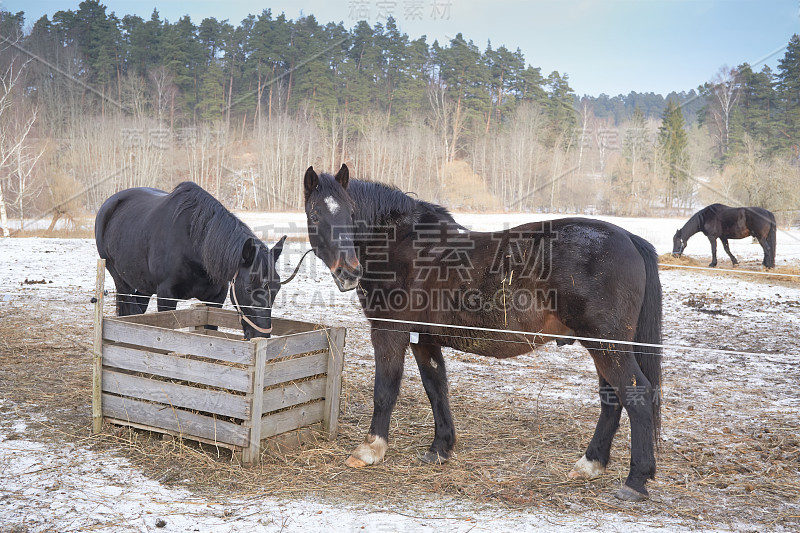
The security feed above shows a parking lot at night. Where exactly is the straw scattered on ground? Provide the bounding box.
[2,291,799,530]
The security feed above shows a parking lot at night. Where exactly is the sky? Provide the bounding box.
[5,0,800,96]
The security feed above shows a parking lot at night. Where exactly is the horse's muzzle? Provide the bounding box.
[332,263,363,292]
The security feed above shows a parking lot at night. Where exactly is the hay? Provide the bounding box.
[1,301,799,529]
[658,253,800,284]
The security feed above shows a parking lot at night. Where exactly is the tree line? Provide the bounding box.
[0,2,797,234]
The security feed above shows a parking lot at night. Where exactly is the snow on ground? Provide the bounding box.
[1,212,799,532]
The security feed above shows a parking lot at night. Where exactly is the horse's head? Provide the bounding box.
[671,229,686,257]
[231,235,286,340]
[303,164,363,292]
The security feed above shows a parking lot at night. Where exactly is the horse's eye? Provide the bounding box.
[310,214,320,224]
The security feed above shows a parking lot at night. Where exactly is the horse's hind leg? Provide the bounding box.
[345,328,408,468]
[411,343,455,464]
[755,236,772,268]
[113,279,149,316]
[720,238,738,266]
[569,376,622,480]
[585,346,656,501]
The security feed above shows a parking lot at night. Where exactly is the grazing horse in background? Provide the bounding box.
[303,165,663,502]
[95,182,286,340]
[672,204,776,268]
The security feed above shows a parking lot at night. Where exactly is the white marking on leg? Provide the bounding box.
[324,196,340,215]
[345,434,388,467]
[430,359,438,369]
[568,455,606,480]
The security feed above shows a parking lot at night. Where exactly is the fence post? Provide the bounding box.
[242,338,267,464]
[323,327,346,440]
[92,258,106,434]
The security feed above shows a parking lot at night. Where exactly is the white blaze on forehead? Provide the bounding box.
[324,196,340,215]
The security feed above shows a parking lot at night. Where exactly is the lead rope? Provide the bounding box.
[280,249,314,285]
[230,271,273,335]
[229,249,314,335]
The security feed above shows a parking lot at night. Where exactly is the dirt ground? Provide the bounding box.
[0,246,799,531]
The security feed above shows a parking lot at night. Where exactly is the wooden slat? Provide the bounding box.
[260,400,325,439]
[197,328,243,341]
[204,308,243,330]
[115,308,208,329]
[102,370,249,419]
[323,327,346,439]
[205,311,325,337]
[104,418,241,452]
[261,377,327,415]
[104,318,253,365]
[272,318,323,336]
[103,344,252,393]
[262,330,331,362]
[262,352,328,389]
[102,393,249,448]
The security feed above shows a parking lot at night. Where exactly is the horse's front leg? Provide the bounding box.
[411,343,455,464]
[155,282,180,312]
[202,286,228,331]
[720,238,738,266]
[708,236,718,267]
[345,327,408,468]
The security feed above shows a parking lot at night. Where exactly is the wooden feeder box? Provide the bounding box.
[91,260,345,464]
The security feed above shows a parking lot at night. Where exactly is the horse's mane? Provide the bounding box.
[171,181,256,284]
[683,203,730,237]
[316,173,456,227]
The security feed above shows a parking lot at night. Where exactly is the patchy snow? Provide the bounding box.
[1,211,799,532]
[0,407,723,533]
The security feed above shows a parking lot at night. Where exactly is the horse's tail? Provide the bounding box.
[629,233,663,446]
[766,213,777,269]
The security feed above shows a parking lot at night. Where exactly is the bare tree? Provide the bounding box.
[427,81,458,185]
[149,66,178,126]
[705,66,740,158]
[0,59,39,237]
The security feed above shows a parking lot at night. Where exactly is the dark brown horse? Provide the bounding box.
[672,204,776,268]
[303,165,663,502]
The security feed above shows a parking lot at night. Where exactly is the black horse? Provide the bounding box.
[95,182,286,340]
[303,165,663,502]
[672,203,776,268]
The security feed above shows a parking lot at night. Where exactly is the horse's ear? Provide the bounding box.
[241,237,257,268]
[335,164,349,189]
[271,235,287,260]
[304,166,318,198]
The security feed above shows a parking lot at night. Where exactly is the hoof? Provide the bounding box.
[615,485,648,502]
[346,435,388,468]
[419,450,449,465]
[568,455,605,480]
[345,456,368,468]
